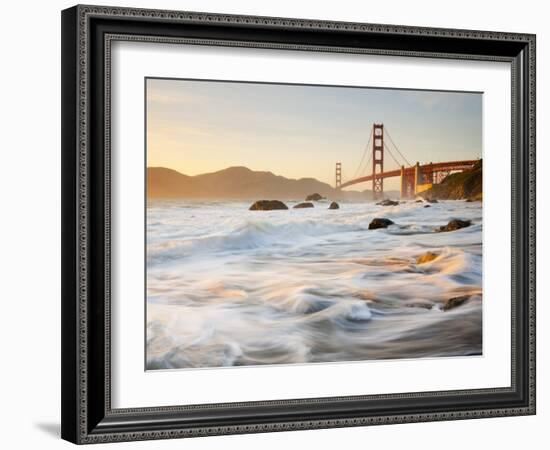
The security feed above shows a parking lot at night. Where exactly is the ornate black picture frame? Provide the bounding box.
[61,4,536,444]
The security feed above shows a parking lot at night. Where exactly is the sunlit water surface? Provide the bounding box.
[146,199,482,370]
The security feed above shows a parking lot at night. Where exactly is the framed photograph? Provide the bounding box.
[61,5,536,444]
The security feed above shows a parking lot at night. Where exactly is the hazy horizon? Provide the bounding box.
[146,78,482,191]
[146,163,400,187]
[146,165,408,200]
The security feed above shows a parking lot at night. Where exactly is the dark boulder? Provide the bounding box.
[443,295,471,311]
[368,218,394,230]
[415,199,423,203]
[376,199,399,206]
[305,193,325,201]
[439,219,471,232]
[249,200,288,211]
[328,201,340,210]
[424,205,431,208]
[293,202,314,209]
[406,301,434,310]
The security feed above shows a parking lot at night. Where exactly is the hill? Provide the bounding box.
[147,166,395,200]
[420,160,482,201]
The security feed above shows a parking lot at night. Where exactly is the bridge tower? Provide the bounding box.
[372,123,384,199]
[335,162,342,189]
[400,166,415,199]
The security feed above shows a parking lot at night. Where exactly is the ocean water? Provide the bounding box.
[146,199,482,370]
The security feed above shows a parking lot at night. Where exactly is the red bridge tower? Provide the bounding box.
[372,123,384,199]
[335,162,342,189]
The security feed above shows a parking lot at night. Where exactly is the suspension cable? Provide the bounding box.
[384,142,403,168]
[362,150,373,178]
[354,144,373,180]
[351,128,373,180]
[384,127,412,167]
[341,169,350,185]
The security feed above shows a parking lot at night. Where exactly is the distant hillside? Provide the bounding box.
[147,166,391,200]
[420,160,482,201]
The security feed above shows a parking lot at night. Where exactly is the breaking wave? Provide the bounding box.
[146,199,482,369]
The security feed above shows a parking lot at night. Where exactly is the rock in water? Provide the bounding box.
[405,301,434,309]
[416,251,439,264]
[249,200,288,211]
[305,193,324,201]
[439,219,471,232]
[328,201,340,210]
[443,295,471,311]
[293,202,314,209]
[376,199,399,206]
[368,218,394,230]
[426,198,439,203]
[424,205,431,208]
[415,199,423,203]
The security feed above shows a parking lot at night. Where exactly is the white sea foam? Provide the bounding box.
[146,199,482,369]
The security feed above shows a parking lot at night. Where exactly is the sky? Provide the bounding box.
[146,78,482,191]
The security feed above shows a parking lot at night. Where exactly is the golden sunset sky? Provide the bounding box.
[146,78,482,190]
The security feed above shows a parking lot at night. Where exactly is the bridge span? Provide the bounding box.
[336,123,478,199]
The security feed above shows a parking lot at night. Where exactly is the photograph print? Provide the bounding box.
[145,78,483,371]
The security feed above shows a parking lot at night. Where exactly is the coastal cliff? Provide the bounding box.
[420,160,482,201]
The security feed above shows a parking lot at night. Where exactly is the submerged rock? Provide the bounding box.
[293,202,314,209]
[406,301,434,310]
[328,201,340,210]
[368,218,394,230]
[249,200,288,211]
[416,251,439,264]
[305,193,324,201]
[443,295,472,311]
[439,219,471,232]
[424,205,431,208]
[376,199,399,206]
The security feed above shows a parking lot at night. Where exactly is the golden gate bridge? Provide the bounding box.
[335,123,478,199]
